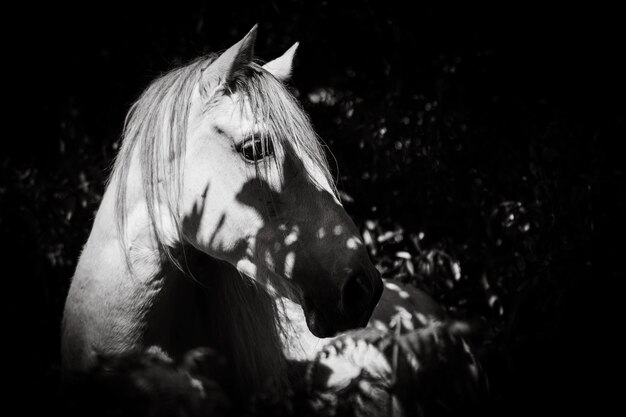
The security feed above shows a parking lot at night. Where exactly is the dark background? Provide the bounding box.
[3,2,623,414]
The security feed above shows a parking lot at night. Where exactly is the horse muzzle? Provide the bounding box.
[302,270,383,338]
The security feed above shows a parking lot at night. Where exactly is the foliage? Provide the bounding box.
[63,319,485,417]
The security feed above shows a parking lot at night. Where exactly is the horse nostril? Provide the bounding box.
[341,273,373,317]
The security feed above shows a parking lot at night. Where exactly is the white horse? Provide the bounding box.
[62,26,384,395]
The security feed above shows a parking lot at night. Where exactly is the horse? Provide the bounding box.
[61,25,384,395]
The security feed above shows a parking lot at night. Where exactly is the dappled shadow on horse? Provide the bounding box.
[60,25,485,416]
[61,24,382,402]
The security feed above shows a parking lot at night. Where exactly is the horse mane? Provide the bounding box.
[111,56,209,269]
[111,55,337,269]
[179,250,289,394]
[107,52,337,391]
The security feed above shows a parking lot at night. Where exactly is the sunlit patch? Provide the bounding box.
[469,362,480,380]
[398,290,410,299]
[284,251,296,279]
[395,251,411,259]
[333,225,344,236]
[371,320,389,331]
[415,313,428,326]
[189,378,205,395]
[384,282,401,292]
[317,227,326,239]
[346,236,361,250]
[264,250,276,272]
[236,259,257,278]
[284,226,300,246]
[307,87,337,106]
[390,308,415,330]
[452,261,462,281]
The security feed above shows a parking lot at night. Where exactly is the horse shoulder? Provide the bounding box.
[61,204,165,371]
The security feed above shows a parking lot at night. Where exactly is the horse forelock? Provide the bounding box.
[228,62,339,198]
[111,55,337,272]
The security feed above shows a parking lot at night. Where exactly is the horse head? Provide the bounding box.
[179,26,383,337]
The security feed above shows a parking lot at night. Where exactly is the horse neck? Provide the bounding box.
[67,173,288,393]
[62,175,165,370]
[279,297,326,361]
[184,252,288,394]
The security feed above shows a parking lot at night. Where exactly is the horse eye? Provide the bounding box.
[241,138,274,162]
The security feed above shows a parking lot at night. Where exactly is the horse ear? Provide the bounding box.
[263,42,299,82]
[201,24,258,93]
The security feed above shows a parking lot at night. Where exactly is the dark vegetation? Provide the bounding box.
[3,2,623,415]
